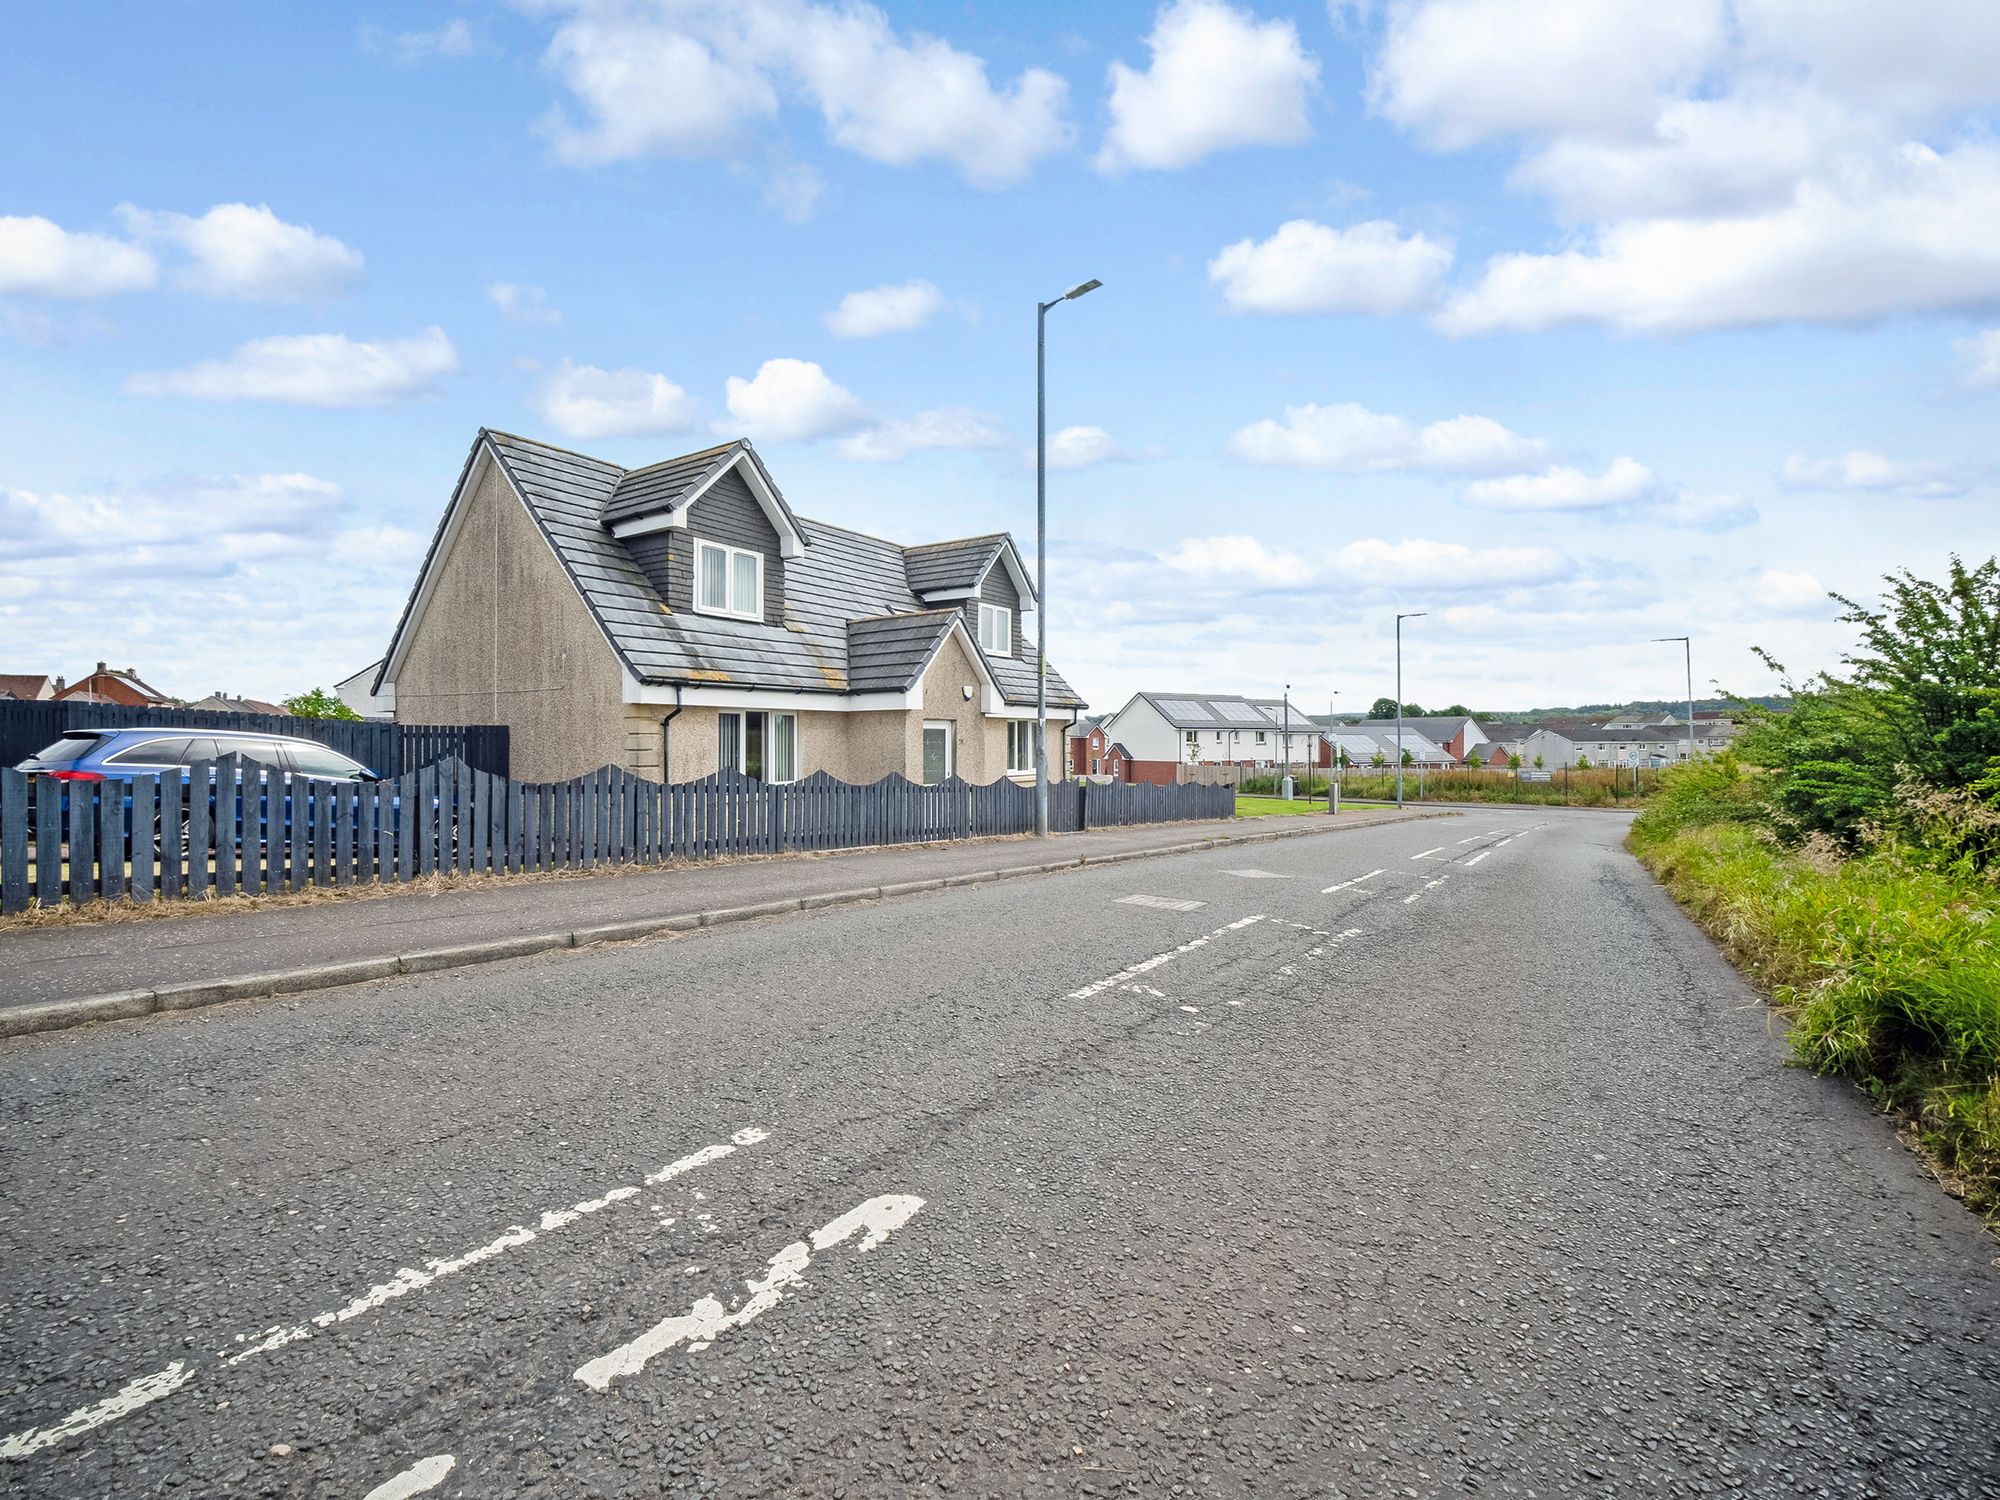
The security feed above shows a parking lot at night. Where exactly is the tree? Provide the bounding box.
[1532,754,1544,769]
[1441,703,1470,716]
[1401,749,1415,767]
[1466,752,1483,768]
[1370,750,1387,768]
[1508,752,1523,769]
[1576,754,1592,768]
[285,687,361,720]
[1368,697,1397,719]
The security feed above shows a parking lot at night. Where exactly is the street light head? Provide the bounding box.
[1652,635,1689,643]
[1063,278,1102,300]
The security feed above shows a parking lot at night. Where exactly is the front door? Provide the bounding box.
[921,721,953,784]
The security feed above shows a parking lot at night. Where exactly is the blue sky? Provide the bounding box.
[4,1,1996,714]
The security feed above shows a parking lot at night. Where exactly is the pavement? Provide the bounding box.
[3,806,1996,1498]
[0,808,1430,1017]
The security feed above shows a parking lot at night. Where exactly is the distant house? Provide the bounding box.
[1319,713,1485,763]
[52,663,172,707]
[183,692,293,717]
[1097,692,1323,784]
[0,674,57,702]
[375,430,1084,784]
[1496,714,1727,768]
[335,659,394,720]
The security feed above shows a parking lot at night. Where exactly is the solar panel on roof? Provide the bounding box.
[1214,701,1265,722]
[1155,698,1211,721]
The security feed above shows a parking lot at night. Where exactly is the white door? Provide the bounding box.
[921,721,954,784]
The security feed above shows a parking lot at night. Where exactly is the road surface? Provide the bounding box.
[4,807,1995,1497]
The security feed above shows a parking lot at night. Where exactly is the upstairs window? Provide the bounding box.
[696,540,763,621]
[978,603,1012,657]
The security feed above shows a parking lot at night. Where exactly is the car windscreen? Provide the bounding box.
[19,734,103,767]
[286,742,372,779]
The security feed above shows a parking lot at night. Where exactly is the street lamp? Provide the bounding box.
[1034,277,1102,838]
[1653,635,1695,766]
[1395,612,1426,808]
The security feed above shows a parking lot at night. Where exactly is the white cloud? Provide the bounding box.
[764,160,823,223]
[1095,0,1318,173]
[1208,219,1452,315]
[1754,567,1830,616]
[536,0,1070,186]
[1165,534,1317,586]
[488,281,562,323]
[1778,449,1966,498]
[1734,0,2000,119]
[1047,425,1131,470]
[1461,457,1657,511]
[1438,143,2000,335]
[1367,0,1728,149]
[1656,489,1758,529]
[532,359,697,438]
[1955,327,2000,391]
[126,327,458,407]
[723,357,868,441]
[382,18,477,63]
[836,407,1007,461]
[0,214,157,298]
[1228,401,1546,474]
[116,202,362,301]
[1324,536,1573,590]
[824,279,945,337]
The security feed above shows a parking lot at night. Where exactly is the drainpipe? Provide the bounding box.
[659,685,683,785]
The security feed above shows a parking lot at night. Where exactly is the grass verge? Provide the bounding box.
[1631,810,2000,1218]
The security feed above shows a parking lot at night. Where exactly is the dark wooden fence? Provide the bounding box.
[0,701,509,779]
[0,763,1236,914]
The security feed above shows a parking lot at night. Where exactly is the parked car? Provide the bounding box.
[15,729,388,865]
[14,728,380,783]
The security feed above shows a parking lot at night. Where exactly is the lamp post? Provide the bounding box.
[1654,635,1695,766]
[1281,683,1292,800]
[1395,612,1426,808]
[1035,277,1102,838]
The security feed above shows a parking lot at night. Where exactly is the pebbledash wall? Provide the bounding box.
[393,458,1065,785]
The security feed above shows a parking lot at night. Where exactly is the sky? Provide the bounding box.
[3,0,1996,717]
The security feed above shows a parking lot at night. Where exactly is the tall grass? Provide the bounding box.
[1632,756,2000,1212]
[1328,768,1656,807]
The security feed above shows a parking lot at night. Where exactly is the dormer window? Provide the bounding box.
[696,540,762,621]
[978,603,1012,656]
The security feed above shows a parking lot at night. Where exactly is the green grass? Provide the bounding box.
[1331,769,1657,807]
[1630,763,2000,1215]
[1234,795,1335,817]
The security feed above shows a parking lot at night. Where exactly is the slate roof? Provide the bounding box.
[601,442,738,528]
[902,535,1006,595]
[1127,692,1283,731]
[845,611,962,693]
[386,431,1082,708]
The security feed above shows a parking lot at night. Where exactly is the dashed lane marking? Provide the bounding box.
[1069,915,1266,1000]
[1117,894,1207,912]
[1220,868,1288,879]
[360,1455,456,1500]
[1403,875,1451,904]
[1465,851,1490,866]
[576,1195,924,1391]
[1411,846,1446,860]
[1322,869,1385,893]
[0,1129,767,1462]
[0,1362,195,1460]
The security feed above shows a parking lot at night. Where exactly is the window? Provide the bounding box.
[695,539,763,620]
[288,742,373,780]
[1008,720,1034,773]
[717,711,797,782]
[978,603,1012,657]
[1255,731,1266,745]
[105,736,193,767]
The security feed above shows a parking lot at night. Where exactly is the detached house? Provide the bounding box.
[376,430,1085,784]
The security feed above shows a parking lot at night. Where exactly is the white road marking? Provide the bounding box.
[361,1454,456,1500]
[1411,847,1446,860]
[1402,876,1449,905]
[0,1362,195,1460]
[1220,868,1287,878]
[1495,836,1516,846]
[224,1128,769,1367]
[576,1194,923,1391]
[1117,893,1207,912]
[1465,851,1490,866]
[1180,1005,1200,1014]
[1322,869,1384,893]
[1069,915,1266,1000]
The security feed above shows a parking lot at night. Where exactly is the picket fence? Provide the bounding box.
[0,760,1236,914]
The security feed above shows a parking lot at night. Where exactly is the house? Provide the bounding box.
[183,692,293,716]
[51,663,173,707]
[335,659,395,720]
[0,674,57,701]
[1095,692,1325,783]
[375,430,1084,784]
[1318,713,1486,763]
[1101,740,1134,783]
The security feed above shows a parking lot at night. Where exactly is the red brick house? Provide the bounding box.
[52,663,173,707]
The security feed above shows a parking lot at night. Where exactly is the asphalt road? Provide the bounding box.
[3,808,1996,1498]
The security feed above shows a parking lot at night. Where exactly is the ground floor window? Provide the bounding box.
[1007,719,1035,773]
[717,711,798,782]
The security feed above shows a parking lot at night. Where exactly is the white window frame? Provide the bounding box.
[1007,719,1034,773]
[978,603,1012,657]
[694,539,764,621]
[716,709,798,783]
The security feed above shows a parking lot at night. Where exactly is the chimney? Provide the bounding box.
[54,675,65,692]
[96,661,108,676]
